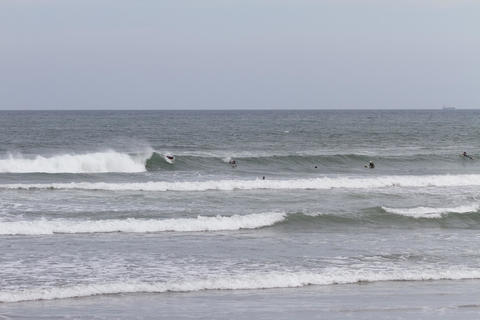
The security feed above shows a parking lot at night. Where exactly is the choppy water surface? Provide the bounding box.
[2,110,480,318]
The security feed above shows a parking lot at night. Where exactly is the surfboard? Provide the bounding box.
[164,154,175,164]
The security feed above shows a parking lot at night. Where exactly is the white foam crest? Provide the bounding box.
[382,204,480,218]
[4,174,480,191]
[0,212,286,235]
[2,268,480,303]
[0,151,149,173]
[303,211,327,217]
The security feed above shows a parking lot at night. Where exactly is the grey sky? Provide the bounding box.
[1,0,479,109]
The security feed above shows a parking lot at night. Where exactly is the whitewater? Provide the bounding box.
[382,204,480,218]
[2,267,480,303]
[4,110,480,319]
[0,212,286,235]
[0,151,152,173]
[4,174,480,191]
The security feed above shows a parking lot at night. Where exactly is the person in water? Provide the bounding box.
[461,151,473,160]
[365,161,375,169]
[229,159,237,167]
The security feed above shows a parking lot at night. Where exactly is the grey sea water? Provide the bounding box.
[2,110,480,319]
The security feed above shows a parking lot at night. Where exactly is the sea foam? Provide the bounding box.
[4,174,480,191]
[2,267,480,303]
[0,212,286,235]
[0,151,149,173]
[382,204,480,218]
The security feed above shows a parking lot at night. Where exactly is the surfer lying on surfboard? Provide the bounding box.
[461,151,473,160]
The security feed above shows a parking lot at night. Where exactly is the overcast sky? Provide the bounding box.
[0,0,479,109]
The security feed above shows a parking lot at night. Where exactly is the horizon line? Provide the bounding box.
[0,107,475,111]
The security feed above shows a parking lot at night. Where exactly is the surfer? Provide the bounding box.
[365,161,375,169]
[229,159,237,168]
[164,153,175,164]
[461,151,473,160]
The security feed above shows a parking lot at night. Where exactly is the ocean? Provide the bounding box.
[1,110,480,319]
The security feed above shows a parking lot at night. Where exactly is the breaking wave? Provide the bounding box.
[2,267,480,302]
[126,152,479,172]
[381,204,480,219]
[1,150,475,173]
[0,151,151,173]
[0,212,286,235]
[4,207,480,236]
[4,174,480,191]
